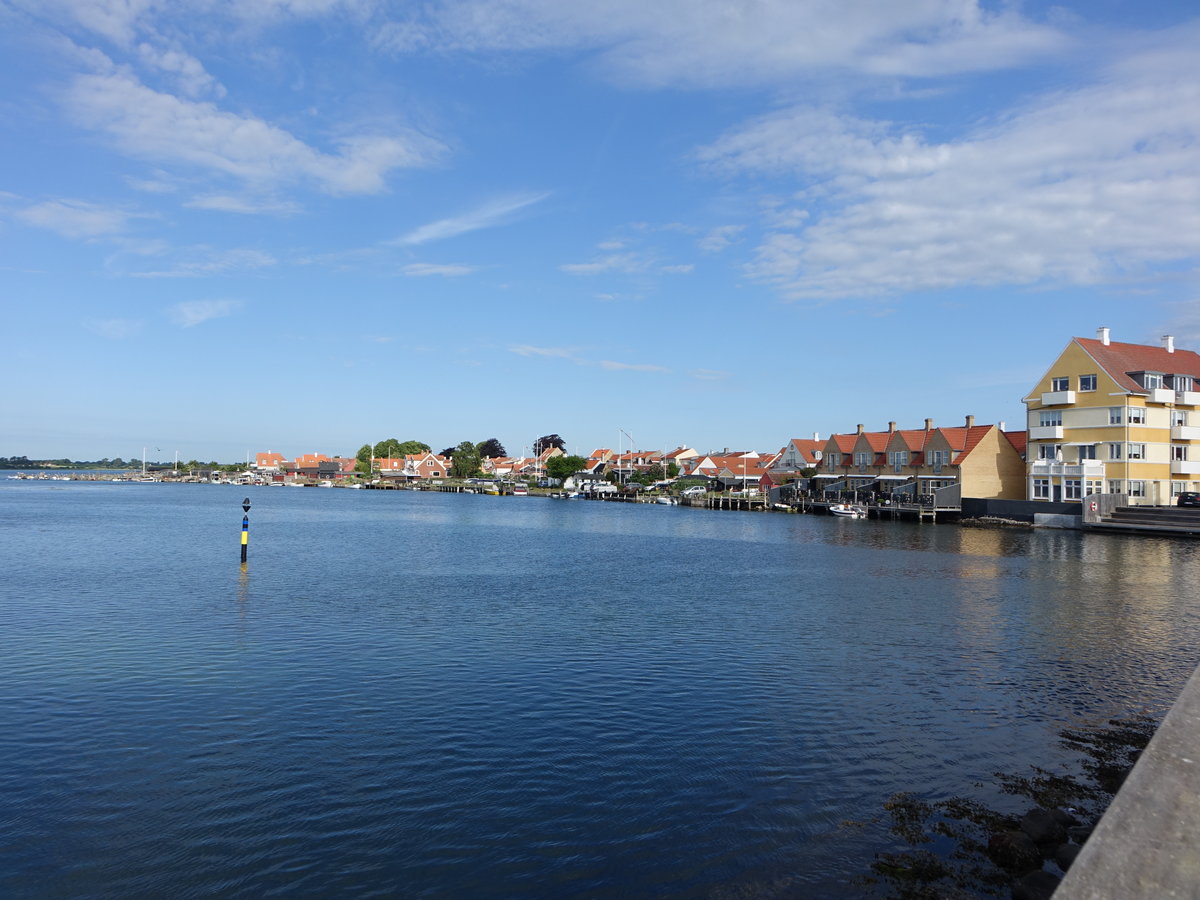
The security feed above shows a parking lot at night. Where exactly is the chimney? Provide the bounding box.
[1097,326,1110,345]
[1163,335,1175,354]
[999,421,1006,432]
[812,432,820,441]
[856,424,864,435]
[924,418,934,431]
[888,421,896,433]
[965,414,975,428]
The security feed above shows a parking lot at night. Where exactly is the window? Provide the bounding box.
[855,451,871,469]
[1173,445,1188,461]
[1078,445,1097,460]
[888,450,909,472]
[1174,374,1194,392]
[1032,478,1050,499]
[1039,444,1062,460]
[1128,480,1146,497]
[1108,443,1123,460]
[1143,373,1164,390]
[1064,479,1082,500]
[1086,480,1103,496]
[1039,410,1063,427]
[1128,407,1146,424]
[1108,480,1123,494]
[1109,407,1123,425]
[1173,410,1187,427]
[929,449,949,472]
[1127,443,1146,459]
[1172,481,1187,497]
[827,452,841,469]
[1051,376,1069,392]
[1079,374,1097,391]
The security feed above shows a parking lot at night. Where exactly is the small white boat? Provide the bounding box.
[655,496,678,505]
[512,484,529,496]
[828,503,868,519]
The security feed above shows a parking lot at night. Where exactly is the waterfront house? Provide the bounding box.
[1024,328,1200,504]
[255,451,287,472]
[815,431,860,492]
[404,452,452,480]
[921,418,1027,502]
[769,437,823,479]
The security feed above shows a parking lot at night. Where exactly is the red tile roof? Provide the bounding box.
[1075,337,1200,394]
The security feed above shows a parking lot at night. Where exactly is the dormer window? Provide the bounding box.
[1173,374,1194,391]
[1138,372,1164,390]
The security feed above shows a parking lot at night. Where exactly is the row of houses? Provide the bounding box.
[252,328,1200,506]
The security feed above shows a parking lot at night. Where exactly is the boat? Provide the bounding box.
[512,484,529,496]
[482,482,501,496]
[655,496,678,505]
[828,503,868,519]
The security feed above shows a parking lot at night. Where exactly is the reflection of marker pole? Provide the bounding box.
[241,497,251,564]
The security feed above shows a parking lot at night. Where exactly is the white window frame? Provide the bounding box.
[1051,376,1069,391]
[1108,479,1123,494]
[1144,373,1164,390]
[1173,410,1188,427]
[1128,407,1146,424]
[1174,374,1194,392]
[1128,480,1146,497]
[1109,407,1123,425]
[1079,374,1097,391]
[1172,481,1187,497]
[1039,410,1063,427]
[1078,444,1097,460]
[1127,443,1146,460]
[1173,445,1188,461]
[1032,478,1050,499]
[1064,479,1082,500]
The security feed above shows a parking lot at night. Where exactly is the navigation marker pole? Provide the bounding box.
[241,497,251,564]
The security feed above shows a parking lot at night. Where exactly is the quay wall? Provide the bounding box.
[1057,660,1200,899]
[960,497,1081,523]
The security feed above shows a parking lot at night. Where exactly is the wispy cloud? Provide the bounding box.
[509,344,577,359]
[131,248,276,278]
[185,195,302,215]
[16,198,133,238]
[64,67,441,195]
[688,368,731,381]
[169,299,242,327]
[600,360,670,372]
[403,262,477,277]
[393,192,549,245]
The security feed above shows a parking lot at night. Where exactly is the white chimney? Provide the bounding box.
[999,421,1006,432]
[1163,335,1175,354]
[1098,326,1110,345]
[812,432,820,441]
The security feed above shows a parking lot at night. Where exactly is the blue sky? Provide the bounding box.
[2,1,1198,463]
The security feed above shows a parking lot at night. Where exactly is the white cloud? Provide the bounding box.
[393,193,549,245]
[64,69,440,195]
[372,0,1067,86]
[695,31,1200,299]
[560,252,646,275]
[509,344,576,359]
[698,225,744,253]
[132,248,276,278]
[403,262,476,276]
[600,360,670,372]
[185,194,302,215]
[16,198,132,238]
[135,42,224,98]
[659,263,693,274]
[169,298,242,326]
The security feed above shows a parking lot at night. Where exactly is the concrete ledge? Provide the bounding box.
[1056,662,1200,898]
[1033,513,1082,529]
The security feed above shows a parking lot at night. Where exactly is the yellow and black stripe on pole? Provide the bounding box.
[241,497,251,564]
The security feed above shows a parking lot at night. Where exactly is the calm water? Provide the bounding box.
[2,481,1199,898]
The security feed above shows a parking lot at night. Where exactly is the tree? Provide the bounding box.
[440,447,457,458]
[373,438,403,459]
[450,440,481,478]
[667,461,679,478]
[355,443,373,474]
[477,438,506,459]
[545,454,586,484]
[396,440,431,456]
[533,434,566,456]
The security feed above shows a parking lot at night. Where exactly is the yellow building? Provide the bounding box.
[1024,328,1200,505]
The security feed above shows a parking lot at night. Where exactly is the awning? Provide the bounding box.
[877,475,909,480]
[918,475,957,479]
[813,474,841,479]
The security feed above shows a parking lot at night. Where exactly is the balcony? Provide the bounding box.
[1149,388,1176,404]
[1030,460,1106,478]
[1030,425,1064,440]
[1172,424,1200,441]
[1041,390,1076,406]
[1171,460,1200,476]
[1176,391,1200,406]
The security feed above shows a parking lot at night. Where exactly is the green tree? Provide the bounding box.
[545,454,586,484]
[355,443,373,474]
[396,440,431,456]
[533,434,566,455]
[667,461,679,478]
[450,440,481,478]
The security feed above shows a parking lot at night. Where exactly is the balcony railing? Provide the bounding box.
[1030,425,1064,440]
[1171,424,1200,440]
[1030,460,1106,477]
[1150,388,1175,404]
[1041,390,1076,405]
[1171,460,1200,476]
[1176,391,1200,406]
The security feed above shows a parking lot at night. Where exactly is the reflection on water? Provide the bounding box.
[1,482,1199,898]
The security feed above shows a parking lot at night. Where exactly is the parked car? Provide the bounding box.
[1178,491,1200,507]
[681,486,707,498]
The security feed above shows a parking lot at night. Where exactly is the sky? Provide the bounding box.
[2,0,1199,463]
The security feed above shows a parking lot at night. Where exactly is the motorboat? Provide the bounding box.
[828,503,868,519]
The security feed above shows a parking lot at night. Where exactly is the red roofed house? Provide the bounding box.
[1024,328,1200,504]
[256,451,286,472]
